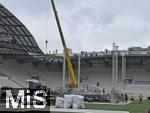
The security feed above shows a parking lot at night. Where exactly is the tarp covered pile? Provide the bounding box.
[55,94,85,109]
[55,97,65,108]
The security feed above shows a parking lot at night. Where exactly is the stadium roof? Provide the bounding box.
[0,4,43,56]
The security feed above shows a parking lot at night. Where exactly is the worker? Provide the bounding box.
[97,82,100,87]
[103,88,105,94]
[139,94,143,104]
[125,94,128,103]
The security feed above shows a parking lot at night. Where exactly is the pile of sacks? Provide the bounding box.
[55,94,85,109]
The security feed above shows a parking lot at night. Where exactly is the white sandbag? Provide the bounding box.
[73,95,85,109]
[63,94,74,109]
[55,97,65,108]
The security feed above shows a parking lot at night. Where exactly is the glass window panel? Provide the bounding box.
[4,26,13,34]
[0,35,12,42]
[16,27,25,35]
[24,36,32,46]
[1,8,12,16]
[1,18,10,25]
[12,18,22,25]
[22,46,28,51]
[32,47,38,53]
[7,18,16,25]
[27,46,33,52]
[10,26,20,35]
[21,27,31,35]
[0,20,4,25]
[13,36,22,45]
[23,46,29,52]
[0,25,7,33]
[18,36,27,45]
[0,9,6,16]
[28,36,38,47]
[0,4,2,6]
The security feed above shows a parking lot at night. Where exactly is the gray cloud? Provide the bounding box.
[0,0,150,53]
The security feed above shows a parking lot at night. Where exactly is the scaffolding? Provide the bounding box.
[112,42,119,89]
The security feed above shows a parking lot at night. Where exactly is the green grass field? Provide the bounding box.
[1,101,148,113]
[85,100,150,113]
[51,100,150,113]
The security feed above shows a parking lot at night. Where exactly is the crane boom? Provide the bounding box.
[51,0,77,88]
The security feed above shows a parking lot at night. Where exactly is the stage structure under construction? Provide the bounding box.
[0,3,150,100]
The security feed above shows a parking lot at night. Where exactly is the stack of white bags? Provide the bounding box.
[55,95,85,109]
[72,95,85,109]
[55,97,65,108]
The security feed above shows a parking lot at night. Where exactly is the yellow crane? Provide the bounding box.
[51,0,77,88]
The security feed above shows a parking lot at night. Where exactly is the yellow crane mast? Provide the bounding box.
[51,0,77,88]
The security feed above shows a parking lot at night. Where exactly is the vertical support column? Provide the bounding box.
[112,42,115,88]
[122,55,124,84]
[62,49,66,88]
[115,51,118,88]
[111,42,119,103]
[122,54,126,91]
[124,57,126,81]
[112,51,115,88]
[121,55,125,84]
[78,54,81,89]
[112,42,119,89]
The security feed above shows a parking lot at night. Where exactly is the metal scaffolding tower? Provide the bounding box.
[121,54,126,85]
[62,49,66,88]
[78,54,81,89]
[112,42,119,89]
[121,53,127,92]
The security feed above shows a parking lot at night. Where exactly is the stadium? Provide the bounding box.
[0,1,150,113]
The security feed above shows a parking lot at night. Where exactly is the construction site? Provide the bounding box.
[0,0,150,113]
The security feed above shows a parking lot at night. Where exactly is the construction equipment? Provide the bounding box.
[51,0,77,88]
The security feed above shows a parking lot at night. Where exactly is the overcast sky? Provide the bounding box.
[0,0,150,53]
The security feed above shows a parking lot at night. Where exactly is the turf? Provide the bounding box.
[85,100,150,113]
[50,112,76,113]
[6,100,147,113]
